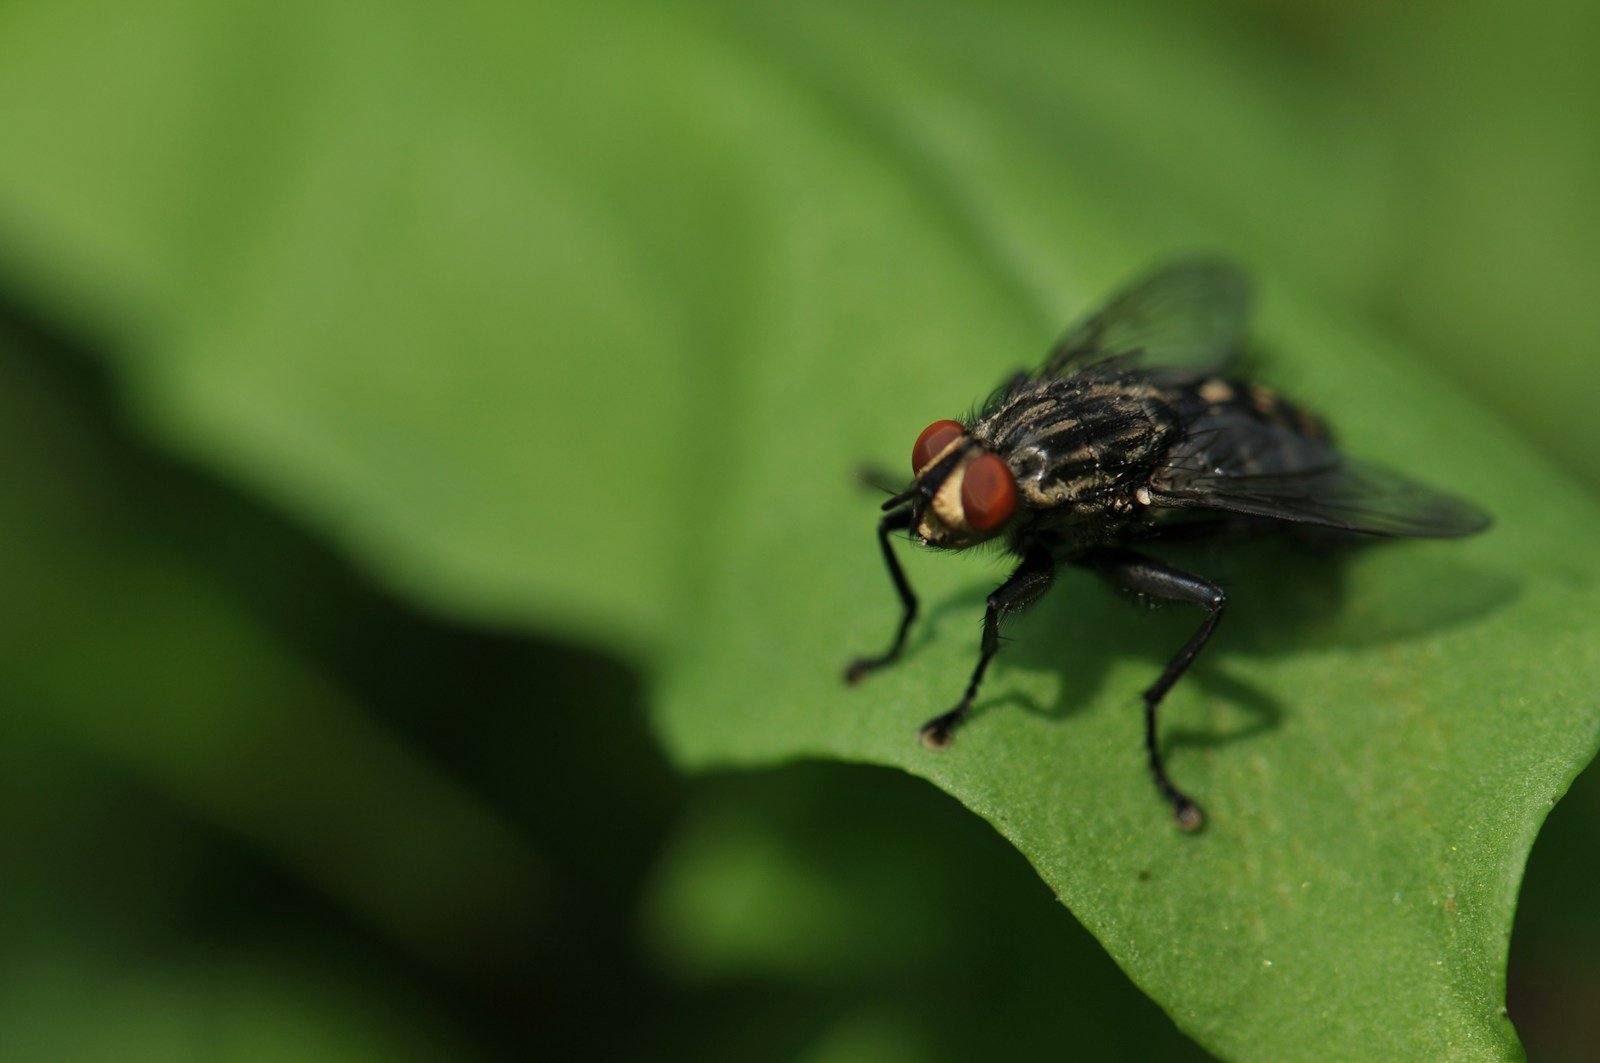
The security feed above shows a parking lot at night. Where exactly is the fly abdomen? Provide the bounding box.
[1161,376,1333,482]
[1189,377,1329,442]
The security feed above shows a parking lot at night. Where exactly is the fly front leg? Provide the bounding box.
[844,508,918,684]
[1083,548,1225,831]
[919,548,1057,749]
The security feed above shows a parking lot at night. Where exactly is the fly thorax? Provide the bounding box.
[1012,445,1072,507]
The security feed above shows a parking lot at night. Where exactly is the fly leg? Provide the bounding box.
[1083,548,1225,831]
[844,508,918,683]
[919,549,1057,748]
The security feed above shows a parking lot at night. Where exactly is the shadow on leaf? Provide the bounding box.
[909,533,1518,758]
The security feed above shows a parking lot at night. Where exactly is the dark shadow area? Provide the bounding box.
[1508,757,1600,1062]
[1202,535,1520,655]
[641,762,1211,1061]
[1162,667,1284,754]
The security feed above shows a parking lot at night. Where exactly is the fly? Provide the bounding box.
[844,259,1490,830]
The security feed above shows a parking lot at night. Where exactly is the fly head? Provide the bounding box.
[889,419,1019,549]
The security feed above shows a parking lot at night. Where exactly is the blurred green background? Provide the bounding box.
[1,0,1597,1059]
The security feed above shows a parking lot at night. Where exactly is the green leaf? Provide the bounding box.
[1,1,1598,1059]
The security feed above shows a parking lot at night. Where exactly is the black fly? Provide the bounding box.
[844,260,1490,830]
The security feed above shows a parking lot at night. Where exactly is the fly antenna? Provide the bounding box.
[880,487,917,511]
[855,464,904,498]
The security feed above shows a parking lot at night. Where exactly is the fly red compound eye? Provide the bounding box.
[912,419,965,474]
[961,453,1017,532]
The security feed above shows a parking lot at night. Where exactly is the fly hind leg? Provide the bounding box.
[919,549,1057,748]
[1083,548,1226,831]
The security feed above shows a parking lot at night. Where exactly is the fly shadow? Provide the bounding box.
[912,532,1520,757]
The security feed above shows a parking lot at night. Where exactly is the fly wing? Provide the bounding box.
[1150,416,1491,537]
[1040,259,1252,378]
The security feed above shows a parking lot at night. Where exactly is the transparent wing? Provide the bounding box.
[1040,259,1252,378]
[1150,417,1491,538]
